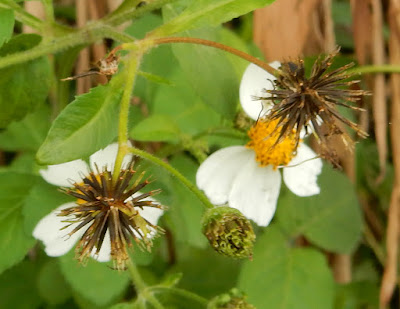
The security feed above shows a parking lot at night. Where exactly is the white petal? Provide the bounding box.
[137,204,164,226]
[39,160,88,187]
[89,142,133,171]
[33,203,87,257]
[229,159,282,227]
[92,231,111,262]
[239,61,281,120]
[283,143,322,196]
[196,146,254,205]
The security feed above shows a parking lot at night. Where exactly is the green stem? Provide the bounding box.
[101,25,136,43]
[348,65,400,74]
[112,52,141,184]
[127,261,147,291]
[147,36,276,75]
[42,0,55,23]
[152,286,208,306]
[128,146,214,209]
[0,24,130,70]
[0,0,43,31]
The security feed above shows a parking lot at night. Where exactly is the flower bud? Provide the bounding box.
[207,288,255,309]
[202,206,255,259]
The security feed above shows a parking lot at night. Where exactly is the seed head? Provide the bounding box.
[258,50,368,158]
[59,160,164,270]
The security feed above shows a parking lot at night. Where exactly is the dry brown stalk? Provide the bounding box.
[371,0,388,184]
[380,1,400,306]
[23,1,45,33]
[75,0,91,94]
[253,0,320,61]
[350,0,372,133]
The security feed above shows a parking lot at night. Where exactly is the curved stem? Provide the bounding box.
[128,261,147,291]
[149,37,277,75]
[128,146,214,209]
[348,64,400,74]
[113,52,142,183]
[152,286,208,306]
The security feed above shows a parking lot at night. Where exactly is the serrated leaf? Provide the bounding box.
[0,34,51,128]
[36,78,124,164]
[59,250,130,306]
[150,0,276,37]
[276,165,363,253]
[130,114,181,142]
[0,104,50,151]
[0,261,42,309]
[0,172,38,274]
[239,226,334,309]
[0,9,14,48]
[37,259,71,305]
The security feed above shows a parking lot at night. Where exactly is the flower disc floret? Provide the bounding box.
[246,119,297,169]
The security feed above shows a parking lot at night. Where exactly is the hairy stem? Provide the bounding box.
[113,52,141,184]
[149,36,277,75]
[129,146,214,209]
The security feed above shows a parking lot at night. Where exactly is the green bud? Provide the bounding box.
[207,288,256,309]
[202,206,255,259]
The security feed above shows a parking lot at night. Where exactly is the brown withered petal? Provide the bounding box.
[257,50,368,154]
[59,160,164,270]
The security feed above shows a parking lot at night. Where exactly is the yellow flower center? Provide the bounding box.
[246,119,298,169]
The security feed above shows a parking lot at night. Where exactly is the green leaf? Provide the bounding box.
[166,155,207,248]
[22,179,72,237]
[130,114,182,142]
[173,247,241,298]
[36,78,123,164]
[151,67,221,135]
[138,70,174,86]
[0,172,37,274]
[150,0,276,37]
[335,281,379,309]
[127,14,177,105]
[0,261,42,309]
[161,5,238,118]
[276,165,363,253]
[0,104,50,151]
[59,250,130,306]
[0,9,14,48]
[239,226,334,309]
[0,34,51,128]
[37,259,72,305]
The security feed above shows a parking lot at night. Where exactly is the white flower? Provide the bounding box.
[196,63,322,227]
[33,143,164,263]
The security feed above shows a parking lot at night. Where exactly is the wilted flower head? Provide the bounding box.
[255,50,368,154]
[34,143,164,270]
[202,206,255,259]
